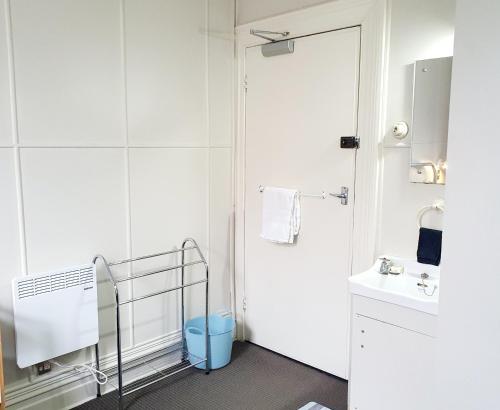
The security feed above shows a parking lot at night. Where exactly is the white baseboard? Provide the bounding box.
[6,310,233,410]
[6,329,182,410]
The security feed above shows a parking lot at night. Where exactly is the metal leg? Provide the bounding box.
[115,290,123,402]
[95,343,101,397]
[205,264,210,375]
[181,245,186,360]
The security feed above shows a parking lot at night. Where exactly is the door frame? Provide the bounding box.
[233,0,389,340]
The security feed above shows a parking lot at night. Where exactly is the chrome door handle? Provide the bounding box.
[329,186,348,205]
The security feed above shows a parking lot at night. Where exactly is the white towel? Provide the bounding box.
[260,187,301,244]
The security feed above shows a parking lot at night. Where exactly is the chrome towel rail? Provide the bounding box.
[258,185,327,199]
[258,185,349,204]
[118,279,208,306]
[114,259,204,284]
[108,245,198,266]
[92,238,209,406]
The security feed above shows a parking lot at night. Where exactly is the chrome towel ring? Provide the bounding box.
[417,200,445,229]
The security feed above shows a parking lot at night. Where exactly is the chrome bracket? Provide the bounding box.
[250,29,290,42]
[329,186,349,205]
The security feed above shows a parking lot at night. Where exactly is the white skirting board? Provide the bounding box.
[6,311,232,410]
[6,330,181,410]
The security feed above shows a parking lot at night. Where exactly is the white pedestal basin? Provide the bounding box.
[349,256,440,315]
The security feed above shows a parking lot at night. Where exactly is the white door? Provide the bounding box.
[244,27,360,378]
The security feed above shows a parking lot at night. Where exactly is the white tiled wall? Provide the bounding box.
[125,0,208,147]
[0,0,234,406]
[378,0,454,258]
[0,149,27,385]
[21,148,129,272]
[208,0,234,147]
[128,148,209,343]
[380,148,446,257]
[209,148,232,312]
[11,0,125,146]
[0,2,11,146]
[236,0,330,25]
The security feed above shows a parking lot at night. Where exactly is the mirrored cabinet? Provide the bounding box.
[409,56,453,184]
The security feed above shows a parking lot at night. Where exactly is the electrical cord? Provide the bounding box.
[50,360,108,385]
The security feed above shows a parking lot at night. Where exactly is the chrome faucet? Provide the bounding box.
[378,257,392,275]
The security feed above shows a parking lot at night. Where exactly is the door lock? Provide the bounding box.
[340,136,360,149]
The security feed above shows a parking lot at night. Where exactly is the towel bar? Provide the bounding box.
[92,238,209,406]
[258,185,327,199]
[258,186,348,204]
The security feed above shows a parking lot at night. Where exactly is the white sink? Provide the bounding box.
[349,256,440,315]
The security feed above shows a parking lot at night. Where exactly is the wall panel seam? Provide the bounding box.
[119,0,135,349]
[205,0,212,303]
[5,0,28,277]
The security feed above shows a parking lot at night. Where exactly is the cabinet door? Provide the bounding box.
[349,314,436,410]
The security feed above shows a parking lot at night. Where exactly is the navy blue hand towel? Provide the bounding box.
[417,227,442,266]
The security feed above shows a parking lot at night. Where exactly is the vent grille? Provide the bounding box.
[16,265,95,300]
[80,266,94,285]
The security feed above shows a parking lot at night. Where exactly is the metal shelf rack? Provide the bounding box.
[92,238,209,405]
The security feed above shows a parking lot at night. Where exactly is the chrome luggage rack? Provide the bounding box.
[92,238,209,406]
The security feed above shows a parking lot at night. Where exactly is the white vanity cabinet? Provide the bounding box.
[349,295,438,410]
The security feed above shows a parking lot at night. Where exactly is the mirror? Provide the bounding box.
[410,56,453,184]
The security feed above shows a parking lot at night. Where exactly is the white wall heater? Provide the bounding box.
[12,264,98,368]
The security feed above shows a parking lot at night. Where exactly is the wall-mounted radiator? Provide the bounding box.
[12,264,98,368]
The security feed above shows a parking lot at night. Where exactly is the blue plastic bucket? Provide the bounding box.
[185,315,234,370]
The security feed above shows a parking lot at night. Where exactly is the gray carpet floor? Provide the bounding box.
[75,342,347,410]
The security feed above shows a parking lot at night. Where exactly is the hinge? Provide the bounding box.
[243,75,248,92]
[340,136,360,149]
[242,297,247,311]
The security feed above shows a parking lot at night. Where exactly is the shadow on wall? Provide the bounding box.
[0,307,30,386]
